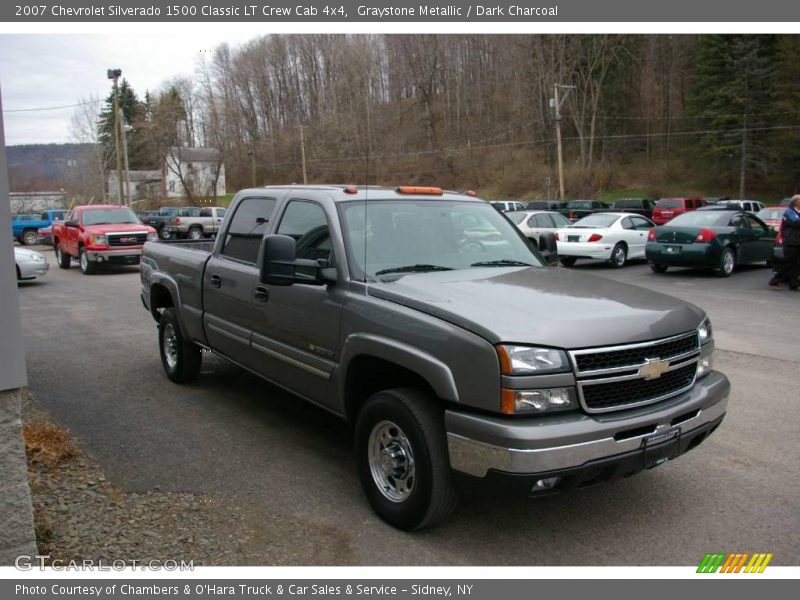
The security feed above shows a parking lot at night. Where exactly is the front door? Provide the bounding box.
[248,198,345,410]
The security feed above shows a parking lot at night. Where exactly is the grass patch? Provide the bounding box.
[24,422,77,468]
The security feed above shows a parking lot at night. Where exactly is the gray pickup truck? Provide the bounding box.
[141,185,729,530]
[161,206,227,240]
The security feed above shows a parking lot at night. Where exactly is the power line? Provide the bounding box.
[2,99,102,113]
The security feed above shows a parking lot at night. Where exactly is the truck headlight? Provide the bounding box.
[147,232,158,242]
[501,387,577,414]
[697,317,713,345]
[497,345,570,375]
[89,234,107,246]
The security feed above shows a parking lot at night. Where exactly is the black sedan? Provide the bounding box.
[646,208,777,277]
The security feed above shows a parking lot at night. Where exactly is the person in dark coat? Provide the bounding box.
[769,195,800,290]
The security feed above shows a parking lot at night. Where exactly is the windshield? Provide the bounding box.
[571,213,618,228]
[340,200,543,280]
[81,208,140,226]
[506,211,528,224]
[667,211,729,227]
[756,208,783,221]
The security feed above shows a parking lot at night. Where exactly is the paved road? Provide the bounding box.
[17,251,800,565]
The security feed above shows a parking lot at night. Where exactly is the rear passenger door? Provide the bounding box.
[202,196,277,364]
[745,214,776,263]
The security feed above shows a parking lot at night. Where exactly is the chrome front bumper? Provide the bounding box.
[446,370,729,478]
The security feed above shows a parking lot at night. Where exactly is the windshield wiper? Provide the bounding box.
[375,264,454,276]
[470,259,534,267]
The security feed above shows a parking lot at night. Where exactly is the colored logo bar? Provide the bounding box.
[697,552,773,573]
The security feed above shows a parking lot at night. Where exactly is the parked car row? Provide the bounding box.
[10,210,67,245]
[136,205,227,240]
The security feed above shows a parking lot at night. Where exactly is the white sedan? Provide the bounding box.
[15,247,49,280]
[506,210,572,244]
[556,212,655,268]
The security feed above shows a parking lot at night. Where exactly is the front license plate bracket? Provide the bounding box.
[642,426,681,469]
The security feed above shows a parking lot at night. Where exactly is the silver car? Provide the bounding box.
[15,247,49,280]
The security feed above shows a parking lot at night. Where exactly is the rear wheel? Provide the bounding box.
[610,243,627,268]
[159,228,173,240]
[559,257,577,267]
[78,247,96,275]
[158,308,202,383]
[716,248,736,277]
[55,244,71,269]
[650,263,668,274]
[355,388,458,530]
[22,229,39,246]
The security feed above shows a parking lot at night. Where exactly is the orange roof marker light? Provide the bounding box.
[396,186,444,196]
[343,186,359,194]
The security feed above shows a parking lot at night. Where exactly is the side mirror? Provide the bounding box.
[64,220,78,228]
[538,232,559,266]
[258,234,336,286]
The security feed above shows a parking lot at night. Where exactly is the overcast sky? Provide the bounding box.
[0,33,261,146]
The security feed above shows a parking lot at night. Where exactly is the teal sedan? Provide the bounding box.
[646,208,776,277]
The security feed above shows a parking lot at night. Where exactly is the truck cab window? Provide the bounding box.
[221,197,277,263]
[277,201,332,263]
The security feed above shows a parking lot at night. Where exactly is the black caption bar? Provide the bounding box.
[4,0,800,22]
[3,579,787,600]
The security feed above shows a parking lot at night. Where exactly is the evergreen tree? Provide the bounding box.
[689,35,777,195]
[98,79,149,169]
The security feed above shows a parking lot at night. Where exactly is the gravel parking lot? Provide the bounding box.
[16,249,800,566]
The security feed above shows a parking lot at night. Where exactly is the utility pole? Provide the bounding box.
[552,83,575,202]
[299,125,308,184]
[107,69,124,206]
[248,150,256,187]
[119,108,132,206]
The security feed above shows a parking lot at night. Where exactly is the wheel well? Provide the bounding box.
[615,241,628,249]
[344,355,437,423]
[149,283,175,322]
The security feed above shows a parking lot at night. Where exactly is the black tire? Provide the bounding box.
[158,308,202,383]
[16,266,22,281]
[559,256,577,267]
[354,388,458,531]
[55,244,71,269]
[78,246,96,275]
[22,229,39,246]
[650,263,668,273]
[159,227,173,240]
[610,243,627,268]
[715,247,736,277]
[187,226,203,241]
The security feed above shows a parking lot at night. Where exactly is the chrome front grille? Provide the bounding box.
[108,232,147,247]
[570,332,700,413]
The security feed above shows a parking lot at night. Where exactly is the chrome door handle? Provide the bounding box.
[209,274,222,288]
[254,286,269,303]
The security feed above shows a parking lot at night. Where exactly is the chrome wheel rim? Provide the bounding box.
[722,252,734,274]
[189,229,201,240]
[368,420,416,503]
[162,323,178,370]
[80,251,88,271]
[24,232,38,245]
[614,246,626,266]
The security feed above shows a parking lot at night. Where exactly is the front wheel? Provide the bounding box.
[79,247,96,275]
[158,308,202,383]
[610,243,627,268]
[715,248,736,277]
[55,244,71,269]
[559,256,577,267]
[355,388,458,530]
[187,227,203,240]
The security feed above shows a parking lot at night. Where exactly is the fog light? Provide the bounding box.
[532,477,561,492]
[96,256,103,262]
[696,355,713,378]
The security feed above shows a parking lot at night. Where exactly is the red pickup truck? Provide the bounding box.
[52,204,157,274]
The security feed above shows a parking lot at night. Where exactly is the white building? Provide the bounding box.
[164,147,226,199]
[107,170,162,203]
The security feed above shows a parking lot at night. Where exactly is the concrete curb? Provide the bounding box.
[0,388,37,565]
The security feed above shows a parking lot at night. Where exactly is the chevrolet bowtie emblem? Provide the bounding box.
[639,358,670,380]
